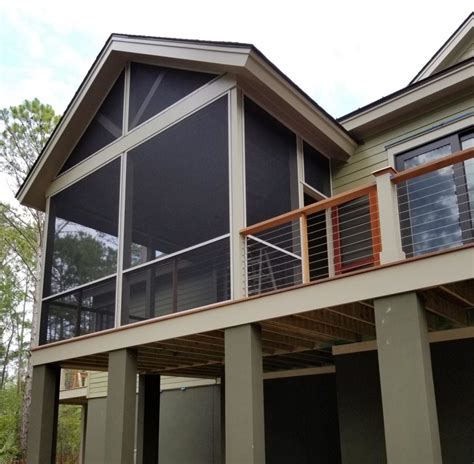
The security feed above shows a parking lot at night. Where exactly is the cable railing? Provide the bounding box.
[392,147,474,258]
[241,146,474,297]
[241,184,381,296]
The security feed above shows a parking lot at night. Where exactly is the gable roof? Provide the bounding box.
[411,12,474,83]
[17,34,357,211]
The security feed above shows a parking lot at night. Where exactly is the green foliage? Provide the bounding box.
[56,405,82,462]
[0,384,21,460]
[51,230,118,294]
[0,98,60,191]
[0,98,61,456]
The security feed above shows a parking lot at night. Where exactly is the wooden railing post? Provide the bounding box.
[372,167,405,264]
[300,213,310,283]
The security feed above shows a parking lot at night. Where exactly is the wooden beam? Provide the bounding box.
[300,309,376,337]
[327,302,375,325]
[440,281,474,307]
[266,316,360,342]
[420,291,468,327]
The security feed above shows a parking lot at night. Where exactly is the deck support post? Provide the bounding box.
[374,292,442,464]
[27,364,60,464]
[105,348,137,464]
[137,374,161,464]
[225,324,265,464]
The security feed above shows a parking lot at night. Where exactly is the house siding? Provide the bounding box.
[86,371,219,398]
[333,95,474,193]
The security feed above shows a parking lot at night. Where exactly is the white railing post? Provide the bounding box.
[372,167,405,264]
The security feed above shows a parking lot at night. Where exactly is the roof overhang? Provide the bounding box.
[411,13,474,83]
[339,59,474,140]
[17,35,357,211]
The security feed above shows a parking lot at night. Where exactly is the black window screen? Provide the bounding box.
[60,72,124,174]
[304,142,331,196]
[40,277,116,344]
[44,159,120,296]
[245,97,298,225]
[128,63,216,130]
[125,96,229,268]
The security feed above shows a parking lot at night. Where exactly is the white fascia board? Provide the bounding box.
[341,62,474,133]
[244,51,357,157]
[110,36,252,68]
[412,15,474,83]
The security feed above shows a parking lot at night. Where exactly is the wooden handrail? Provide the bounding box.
[241,183,375,236]
[392,147,474,184]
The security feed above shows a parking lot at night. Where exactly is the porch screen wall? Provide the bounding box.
[128,62,217,130]
[121,96,230,324]
[59,72,124,174]
[303,142,331,197]
[244,97,298,225]
[41,159,120,343]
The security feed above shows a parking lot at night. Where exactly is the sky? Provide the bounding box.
[0,0,472,203]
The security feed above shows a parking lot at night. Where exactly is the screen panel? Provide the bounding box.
[304,142,331,197]
[244,97,298,225]
[40,277,116,344]
[60,72,125,174]
[45,159,121,296]
[125,96,229,268]
[128,63,217,130]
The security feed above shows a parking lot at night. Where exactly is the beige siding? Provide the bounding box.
[86,371,218,398]
[87,371,109,398]
[333,95,474,194]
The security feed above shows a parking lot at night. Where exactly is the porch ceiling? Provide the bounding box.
[60,280,473,378]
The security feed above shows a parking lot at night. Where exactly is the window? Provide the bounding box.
[396,129,474,257]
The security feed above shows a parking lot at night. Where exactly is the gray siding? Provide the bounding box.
[335,338,474,464]
[159,386,222,464]
[84,398,107,464]
[84,386,221,464]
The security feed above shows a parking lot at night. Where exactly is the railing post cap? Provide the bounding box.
[372,166,398,177]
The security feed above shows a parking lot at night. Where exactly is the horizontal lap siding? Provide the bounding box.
[333,96,474,194]
[86,371,218,398]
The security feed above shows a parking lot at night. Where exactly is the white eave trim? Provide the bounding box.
[340,61,474,132]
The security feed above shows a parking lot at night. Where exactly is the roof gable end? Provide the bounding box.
[411,12,474,83]
[17,34,357,210]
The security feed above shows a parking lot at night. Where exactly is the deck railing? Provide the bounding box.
[241,147,474,297]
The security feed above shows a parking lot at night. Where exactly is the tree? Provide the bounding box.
[0,98,60,454]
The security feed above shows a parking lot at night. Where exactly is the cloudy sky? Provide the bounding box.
[0,1,472,202]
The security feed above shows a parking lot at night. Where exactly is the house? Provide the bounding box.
[20,13,473,464]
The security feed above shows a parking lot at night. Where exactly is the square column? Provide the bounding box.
[105,349,137,464]
[27,364,60,464]
[374,292,442,464]
[136,374,161,464]
[225,324,265,464]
